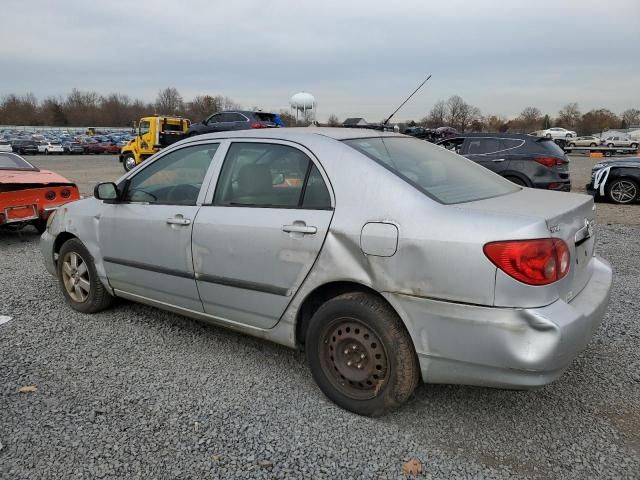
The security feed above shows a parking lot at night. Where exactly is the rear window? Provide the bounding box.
[538,138,566,157]
[0,153,37,170]
[255,112,276,122]
[344,137,518,204]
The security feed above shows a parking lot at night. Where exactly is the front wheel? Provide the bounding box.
[590,143,597,147]
[631,143,638,149]
[122,154,137,172]
[545,134,552,139]
[568,143,576,147]
[57,238,114,313]
[607,143,614,148]
[306,292,419,417]
[607,178,638,204]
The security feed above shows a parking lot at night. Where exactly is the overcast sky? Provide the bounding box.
[1,0,638,122]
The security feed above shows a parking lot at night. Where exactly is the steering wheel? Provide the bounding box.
[167,184,200,203]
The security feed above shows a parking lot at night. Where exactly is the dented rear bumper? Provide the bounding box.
[383,256,612,388]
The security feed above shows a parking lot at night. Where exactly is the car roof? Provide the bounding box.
[442,133,536,140]
[184,127,406,142]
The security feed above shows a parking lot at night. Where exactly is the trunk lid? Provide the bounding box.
[462,188,596,304]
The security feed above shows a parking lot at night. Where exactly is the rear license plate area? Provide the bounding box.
[4,205,38,222]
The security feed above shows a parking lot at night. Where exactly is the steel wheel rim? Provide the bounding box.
[61,252,90,302]
[320,318,389,400]
[124,157,136,170]
[610,181,637,203]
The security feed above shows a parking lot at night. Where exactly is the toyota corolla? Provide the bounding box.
[41,128,612,416]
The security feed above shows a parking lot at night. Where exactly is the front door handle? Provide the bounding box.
[166,216,191,226]
[492,158,505,162]
[283,224,317,235]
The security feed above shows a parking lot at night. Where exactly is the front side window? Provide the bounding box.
[344,137,518,205]
[214,142,330,208]
[139,120,150,136]
[124,143,218,205]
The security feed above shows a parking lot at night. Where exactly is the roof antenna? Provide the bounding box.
[382,74,432,126]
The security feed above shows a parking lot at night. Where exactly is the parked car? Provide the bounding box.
[567,136,603,147]
[39,141,65,155]
[588,158,640,204]
[0,152,80,232]
[82,139,106,154]
[0,140,12,153]
[62,140,85,154]
[601,136,639,149]
[11,139,39,155]
[40,129,612,416]
[187,111,278,137]
[101,142,121,154]
[540,127,576,139]
[437,133,571,190]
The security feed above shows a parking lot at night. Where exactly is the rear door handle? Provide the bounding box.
[283,224,317,234]
[492,158,505,162]
[166,217,191,226]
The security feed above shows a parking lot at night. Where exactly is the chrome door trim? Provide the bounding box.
[103,257,195,279]
[195,273,289,296]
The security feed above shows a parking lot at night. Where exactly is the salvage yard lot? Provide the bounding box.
[1,153,639,479]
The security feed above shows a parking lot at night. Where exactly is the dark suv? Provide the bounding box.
[11,139,39,155]
[437,133,570,191]
[187,111,278,137]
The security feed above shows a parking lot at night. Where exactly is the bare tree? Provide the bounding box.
[278,110,296,127]
[621,108,640,127]
[517,106,543,132]
[557,103,581,129]
[155,87,184,115]
[327,114,340,127]
[485,114,508,132]
[579,109,620,136]
[422,100,447,127]
[187,95,222,121]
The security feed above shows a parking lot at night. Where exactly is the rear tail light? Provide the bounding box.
[250,122,267,129]
[483,238,570,286]
[534,156,565,168]
[60,189,71,199]
[44,191,56,201]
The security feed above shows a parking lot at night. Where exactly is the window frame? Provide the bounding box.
[117,140,223,206]
[207,139,334,211]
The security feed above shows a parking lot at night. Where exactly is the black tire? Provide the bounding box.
[566,133,572,138]
[122,154,136,172]
[545,134,552,139]
[57,238,114,313]
[44,149,49,155]
[568,143,576,147]
[607,143,614,148]
[590,143,597,147]
[631,143,638,150]
[33,219,47,234]
[306,292,419,417]
[505,175,528,187]
[606,178,638,205]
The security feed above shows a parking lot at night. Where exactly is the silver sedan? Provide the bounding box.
[41,128,612,416]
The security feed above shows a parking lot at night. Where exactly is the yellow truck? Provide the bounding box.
[120,115,190,171]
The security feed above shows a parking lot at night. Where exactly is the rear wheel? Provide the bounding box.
[545,134,552,139]
[123,154,137,172]
[306,292,419,417]
[606,178,638,204]
[631,143,638,149]
[590,143,597,147]
[57,239,113,313]
[568,143,576,147]
[505,175,528,187]
[607,143,614,148]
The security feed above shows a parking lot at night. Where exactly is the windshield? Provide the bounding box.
[343,137,518,204]
[0,153,37,170]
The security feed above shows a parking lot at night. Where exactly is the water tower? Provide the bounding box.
[290,92,316,124]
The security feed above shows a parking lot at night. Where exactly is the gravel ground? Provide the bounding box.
[1,224,638,479]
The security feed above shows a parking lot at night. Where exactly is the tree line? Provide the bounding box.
[1,87,638,136]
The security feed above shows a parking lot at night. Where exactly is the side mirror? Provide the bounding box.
[94,182,118,201]
[272,173,285,185]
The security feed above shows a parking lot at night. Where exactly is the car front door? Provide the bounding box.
[463,137,508,173]
[98,142,221,311]
[192,140,334,329]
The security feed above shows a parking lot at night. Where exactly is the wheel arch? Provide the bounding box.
[53,231,78,257]
[294,281,414,352]
[501,171,532,187]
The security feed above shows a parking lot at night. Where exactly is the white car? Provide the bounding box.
[38,141,65,155]
[0,140,12,153]
[601,136,639,149]
[540,127,576,139]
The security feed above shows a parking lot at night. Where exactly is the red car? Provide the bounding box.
[101,142,120,154]
[0,153,80,233]
[82,139,106,154]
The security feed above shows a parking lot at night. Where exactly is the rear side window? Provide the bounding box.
[344,137,518,205]
[255,113,276,122]
[214,142,331,209]
[466,138,500,155]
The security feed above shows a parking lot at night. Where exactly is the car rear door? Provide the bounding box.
[191,140,334,329]
[463,137,509,173]
[98,142,221,311]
